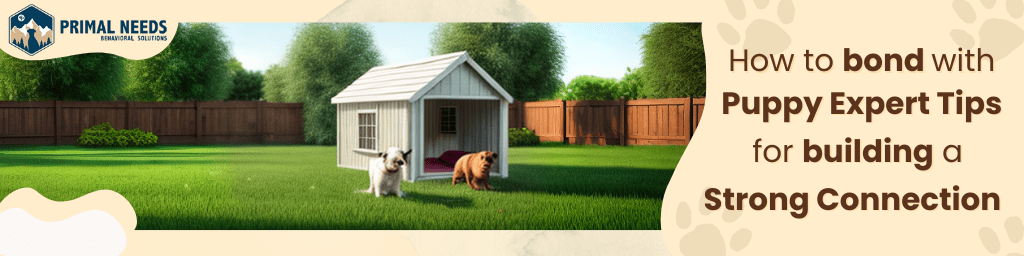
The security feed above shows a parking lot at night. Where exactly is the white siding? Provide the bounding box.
[423,63,501,98]
[336,101,411,171]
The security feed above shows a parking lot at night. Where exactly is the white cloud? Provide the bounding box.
[0,208,127,256]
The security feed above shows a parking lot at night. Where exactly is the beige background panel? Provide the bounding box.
[664,0,1023,255]
[125,230,670,255]
[319,0,538,22]
[0,188,136,231]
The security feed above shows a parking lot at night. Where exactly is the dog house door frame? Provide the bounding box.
[409,97,508,182]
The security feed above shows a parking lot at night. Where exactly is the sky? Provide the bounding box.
[219,23,651,84]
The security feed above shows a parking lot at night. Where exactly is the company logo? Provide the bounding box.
[9,5,54,56]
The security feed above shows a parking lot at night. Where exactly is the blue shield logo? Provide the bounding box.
[9,5,54,56]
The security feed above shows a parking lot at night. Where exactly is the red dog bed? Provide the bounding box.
[424,150,470,173]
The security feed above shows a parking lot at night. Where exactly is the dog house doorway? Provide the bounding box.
[416,99,504,181]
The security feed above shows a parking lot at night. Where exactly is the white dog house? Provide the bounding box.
[331,51,513,182]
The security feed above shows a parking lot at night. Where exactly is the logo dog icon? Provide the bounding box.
[9,5,54,56]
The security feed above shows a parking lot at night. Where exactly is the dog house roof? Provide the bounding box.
[331,51,514,104]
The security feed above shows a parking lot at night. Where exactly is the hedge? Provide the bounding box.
[509,127,541,147]
[77,122,158,147]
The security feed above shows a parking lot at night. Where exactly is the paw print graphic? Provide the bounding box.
[673,188,752,256]
[717,0,796,54]
[950,0,1024,60]
[978,216,1024,255]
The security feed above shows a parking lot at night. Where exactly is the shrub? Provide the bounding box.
[557,75,619,101]
[509,127,541,147]
[77,122,159,147]
[557,72,652,101]
[616,67,647,100]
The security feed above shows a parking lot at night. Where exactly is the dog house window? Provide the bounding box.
[358,110,377,151]
[439,106,457,134]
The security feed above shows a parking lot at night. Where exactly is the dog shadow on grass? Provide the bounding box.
[402,191,473,208]
[496,164,675,199]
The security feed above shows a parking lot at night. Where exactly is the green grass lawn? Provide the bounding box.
[0,143,684,230]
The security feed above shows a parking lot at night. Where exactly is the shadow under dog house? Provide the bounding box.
[331,51,513,182]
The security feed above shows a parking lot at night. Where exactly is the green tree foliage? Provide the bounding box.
[640,23,706,98]
[558,75,619,101]
[557,67,649,101]
[616,67,647,100]
[224,58,264,101]
[227,57,244,75]
[0,52,125,101]
[260,64,291,102]
[227,69,264,101]
[430,23,565,101]
[123,23,234,101]
[281,23,383,145]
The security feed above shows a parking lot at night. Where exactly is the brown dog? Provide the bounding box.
[452,151,496,190]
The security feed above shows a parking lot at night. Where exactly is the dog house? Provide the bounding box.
[331,51,513,182]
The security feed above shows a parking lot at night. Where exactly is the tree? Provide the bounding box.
[430,23,565,101]
[261,64,291,102]
[282,23,383,145]
[224,58,264,101]
[640,23,706,98]
[227,57,244,76]
[227,70,264,101]
[123,23,233,101]
[0,51,125,101]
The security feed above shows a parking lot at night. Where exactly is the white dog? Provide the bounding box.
[358,147,411,197]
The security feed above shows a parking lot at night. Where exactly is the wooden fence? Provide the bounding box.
[509,97,705,145]
[0,101,304,145]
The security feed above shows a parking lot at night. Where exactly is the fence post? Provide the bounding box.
[511,101,517,128]
[512,100,522,129]
[195,101,202,143]
[53,100,61,145]
[519,101,526,128]
[560,99,567,144]
[620,97,626,146]
[257,101,265,143]
[125,101,132,130]
[687,97,694,145]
